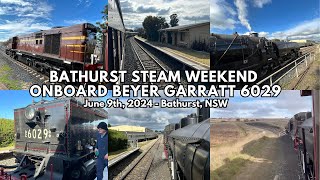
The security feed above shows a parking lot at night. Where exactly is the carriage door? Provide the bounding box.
[12,37,17,49]
[44,34,61,55]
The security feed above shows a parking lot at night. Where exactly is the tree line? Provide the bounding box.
[0,118,14,147]
[133,14,179,41]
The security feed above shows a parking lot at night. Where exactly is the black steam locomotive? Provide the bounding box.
[163,104,210,180]
[210,33,301,77]
[1,98,107,180]
[287,112,314,180]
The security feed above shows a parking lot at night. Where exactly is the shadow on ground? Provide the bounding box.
[212,135,299,180]
[211,157,251,180]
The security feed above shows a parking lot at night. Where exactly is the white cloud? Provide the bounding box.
[107,96,205,130]
[235,0,252,31]
[77,0,92,7]
[0,0,53,19]
[64,19,87,25]
[211,0,272,32]
[211,0,237,30]
[252,0,272,8]
[108,105,194,130]
[0,19,51,41]
[268,18,320,41]
[120,0,209,29]
[242,31,269,37]
[258,31,269,37]
[0,0,31,6]
[211,91,312,118]
[0,0,53,41]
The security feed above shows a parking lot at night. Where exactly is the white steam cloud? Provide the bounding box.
[234,0,252,31]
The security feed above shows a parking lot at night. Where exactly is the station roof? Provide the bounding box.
[159,21,209,32]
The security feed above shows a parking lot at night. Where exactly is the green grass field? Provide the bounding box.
[0,64,21,89]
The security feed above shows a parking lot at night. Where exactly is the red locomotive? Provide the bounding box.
[5,23,103,73]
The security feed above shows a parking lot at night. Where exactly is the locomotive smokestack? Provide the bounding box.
[180,114,197,128]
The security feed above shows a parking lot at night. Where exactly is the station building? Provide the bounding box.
[109,125,155,148]
[109,125,153,132]
[158,22,210,49]
[289,39,314,46]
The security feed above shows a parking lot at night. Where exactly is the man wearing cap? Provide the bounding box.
[96,122,108,180]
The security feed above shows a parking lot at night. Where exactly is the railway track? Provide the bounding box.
[129,38,182,87]
[123,139,160,180]
[300,46,317,55]
[110,138,160,180]
[130,38,168,73]
[245,122,286,136]
[0,47,49,86]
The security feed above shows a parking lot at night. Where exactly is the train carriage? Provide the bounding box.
[107,0,126,72]
[296,117,315,180]
[287,110,315,180]
[164,103,210,180]
[167,119,210,180]
[6,23,102,74]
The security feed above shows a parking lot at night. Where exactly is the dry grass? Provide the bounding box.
[211,121,278,180]
[211,122,247,146]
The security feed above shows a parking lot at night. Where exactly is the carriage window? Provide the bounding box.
[39,40,43,44]
[36,40,39,44]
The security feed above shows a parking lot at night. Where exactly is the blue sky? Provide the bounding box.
[211,0,320,40]
[0,90,53,119]
[0,90,109,120]
[0,0,107,41]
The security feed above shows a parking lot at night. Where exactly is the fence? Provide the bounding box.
[256,53,315,86]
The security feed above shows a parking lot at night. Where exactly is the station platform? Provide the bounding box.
[134,36,209,70]
[108,147,139,167]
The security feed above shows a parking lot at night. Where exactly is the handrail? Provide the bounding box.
[256,53,314,86]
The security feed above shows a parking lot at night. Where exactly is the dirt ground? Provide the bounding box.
[211,119,301,180]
